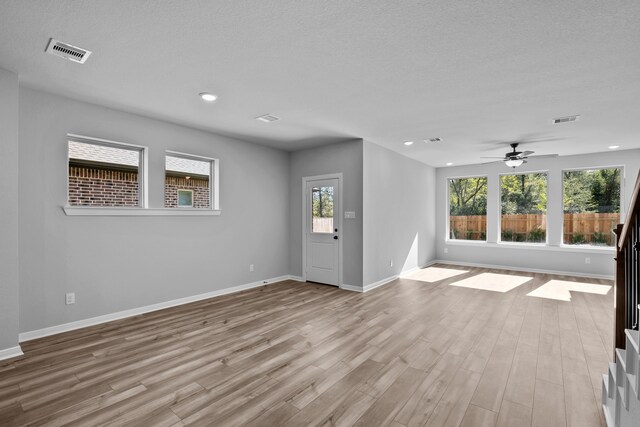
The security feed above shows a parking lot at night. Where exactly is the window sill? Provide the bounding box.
[445,239,614,253]
[63,206,221,216]
[446,239,487,245]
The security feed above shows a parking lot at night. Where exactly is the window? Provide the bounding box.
[177,189,194,207]
[68,137,145,207]
[311,186,334,233]
[500,172,547,243]
[165,152,217,209]
[563,167,621,246]
[448,177,487,241]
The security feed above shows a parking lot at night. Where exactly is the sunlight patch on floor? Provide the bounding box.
[402,266,468,283]
[527,279,612,302]
[449,272,532,293]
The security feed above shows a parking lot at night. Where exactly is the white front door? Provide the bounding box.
[305,178,340,286]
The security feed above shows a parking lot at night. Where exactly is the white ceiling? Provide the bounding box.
[1,0,639,167]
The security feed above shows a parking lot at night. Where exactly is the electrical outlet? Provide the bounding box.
[444,248,449,254]
[65,292,75,305]
[585,257,591,264]
[249,264,254,272]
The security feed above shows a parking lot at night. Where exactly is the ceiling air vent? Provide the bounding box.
[255,114,280,123]
[45,38,92,64]
[424,137,443,143]
[553,115,580,124]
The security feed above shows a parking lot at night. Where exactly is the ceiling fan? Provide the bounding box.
[481,143,556,168]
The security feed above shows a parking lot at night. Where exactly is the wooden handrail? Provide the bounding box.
[618,170,640,251]
[613,170,640,359]
[613,224,626,356]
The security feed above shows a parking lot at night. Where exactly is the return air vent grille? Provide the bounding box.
[46,38,92,64]
[553,115,580,124]
[424,137,443,143]
[255,114,280,123]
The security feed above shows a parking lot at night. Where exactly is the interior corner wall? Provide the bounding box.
[435,149,640,277]
[362,141,436,286]
[289,140,364,288]
[0,69,20,353]
[18,87,290,334]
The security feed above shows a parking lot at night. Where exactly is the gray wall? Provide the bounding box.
[18,88,290,333]
[0,69,20,351]
[436,150,640,277]
[363,141,436,285]
[289,140,364,287]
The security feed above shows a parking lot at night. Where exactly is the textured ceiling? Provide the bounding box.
[1,0,639,167]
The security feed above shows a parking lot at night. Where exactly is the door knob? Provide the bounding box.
[333,236,338,240]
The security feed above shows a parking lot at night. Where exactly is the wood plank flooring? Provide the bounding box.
[0,265,614,426]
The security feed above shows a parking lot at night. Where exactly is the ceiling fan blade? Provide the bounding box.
[480,156,507,159]
[521,151,534,157]
[480,135,567,150]
[528,154,558,158]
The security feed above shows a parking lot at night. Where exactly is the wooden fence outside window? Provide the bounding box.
[449,212,620,245]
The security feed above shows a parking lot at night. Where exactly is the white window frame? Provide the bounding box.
[561,165,624,248]
[164,150,219,211]
[63,137,221,216]
[446,174,489,242]
[498,170,549,246]
[65,133,148,209]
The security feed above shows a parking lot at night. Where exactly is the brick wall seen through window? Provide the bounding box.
[68,139,143,207]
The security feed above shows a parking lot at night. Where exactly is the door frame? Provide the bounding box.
[302,173,343,287]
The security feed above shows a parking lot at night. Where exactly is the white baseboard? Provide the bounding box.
[287,275,304,282]
[432,259,614,280]
[399,264,440,278]
[340,284,363,292]
[341,275,399,293]
[341,262,438,294]
[19,274,291,343]
[0,345,24,362]
[363,275,398,292]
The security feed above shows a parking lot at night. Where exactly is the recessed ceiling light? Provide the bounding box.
[199,93,218,102]
[255,114,280,123]
[553,115,580,124]
[446,162,453,166]
[608,145,620,149]
[403,141,414,146]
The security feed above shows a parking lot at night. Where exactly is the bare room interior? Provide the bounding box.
[1,1,639,426]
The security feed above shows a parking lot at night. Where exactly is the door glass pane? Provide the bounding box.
[311,186,334,233]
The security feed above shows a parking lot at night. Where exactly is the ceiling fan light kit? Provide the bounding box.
[480,142,557,169]
[505,158,525,168]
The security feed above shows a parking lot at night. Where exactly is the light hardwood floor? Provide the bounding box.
[0,265,614,426]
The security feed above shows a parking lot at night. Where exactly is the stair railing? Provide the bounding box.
[614,171,640,358]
